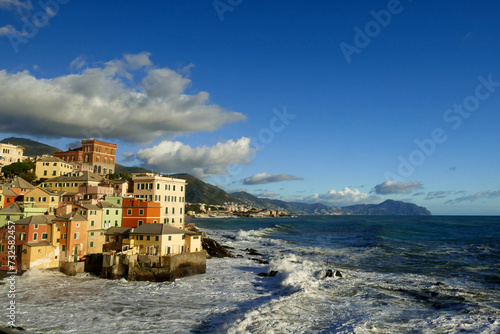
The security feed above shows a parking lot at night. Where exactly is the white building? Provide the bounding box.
[0,143,25,169]
[131,173,186,229]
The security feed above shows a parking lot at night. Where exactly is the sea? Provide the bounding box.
[1,216,499,334]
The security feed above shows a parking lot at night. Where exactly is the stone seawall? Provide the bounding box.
[102,252,206,282]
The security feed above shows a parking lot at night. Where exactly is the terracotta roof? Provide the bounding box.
[53,212,87,222]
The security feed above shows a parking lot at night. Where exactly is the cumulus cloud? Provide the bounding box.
[292,187,382,207]
[0,52,246,143]
[373,180,422,194]
[243,172,303,185]
[445,190,500,205]
[254,191,280,198]
[136,137,257,178]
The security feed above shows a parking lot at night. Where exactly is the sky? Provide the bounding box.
[0,0,499,215]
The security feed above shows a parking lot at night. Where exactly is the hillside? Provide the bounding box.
[114,164,152,174]
[0,137,61,157]
[170,173,245,206]
[340,200,432,216]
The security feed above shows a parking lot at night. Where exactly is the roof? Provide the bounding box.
[98,201,119,209]
[24,241,53,248]
[14,215,56,225]
[10,177,35,190]
[105,227,132,235]
[44,171,104,183]
[78,203,101,211]
[0,202,23,213]
[130,224,187,235]
[53,212,87,222]
[35,156,67,163]
[2,187,18,197]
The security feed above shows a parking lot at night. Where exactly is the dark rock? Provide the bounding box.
[325,269,333,277]
[202,238,235,258]
[251,258,269,264]
[269,270,278,277]
[222,245,235,249]
[334,270,342,278]
[257,272,268,277]
[435,282,446,287]
[247,250,263,256]
[223,235,236,240]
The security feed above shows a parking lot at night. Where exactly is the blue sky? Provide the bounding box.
[1,0,499,215]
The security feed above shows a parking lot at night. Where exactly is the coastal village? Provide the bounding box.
[0,139,215,281]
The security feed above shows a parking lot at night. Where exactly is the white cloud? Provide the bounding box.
[0,24,25,36]
[373,180,422,194]
[120,152,135,163]
[243,172,303,185]
[445,190,500,205]
[136,137,257,178]
[254,191,280,198]
[292,187,382,207]
[0,52,246,143]
[70,56,87,71]
[0,0,32,10]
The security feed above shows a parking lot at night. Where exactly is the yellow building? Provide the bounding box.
[77,203,106,254]
[0,143,24,169]
[132,173,187,229]
[40,171,103,193]
[128,223,202,256]
[34,156,73,180]
[21,241,60,270]
[24,187,61,214]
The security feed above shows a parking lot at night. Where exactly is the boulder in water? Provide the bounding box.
[202,238,235,258]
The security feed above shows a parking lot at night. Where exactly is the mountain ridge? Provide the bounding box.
[0,137,432,215]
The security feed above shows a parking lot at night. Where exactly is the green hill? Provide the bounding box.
[0,137,61,157]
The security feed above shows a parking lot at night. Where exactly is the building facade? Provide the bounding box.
[131,174,186,229]
[34,156,73,180]
[54,139,117,175]
[122,198,161,228]
[0,143,24,169]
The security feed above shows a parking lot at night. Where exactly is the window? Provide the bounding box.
[19,233,26,241]
[62,245,66,252]
[138,220,143,226]
[90,241,94,248]
[62,234,67,239]
[91,220,95,227]
[153,220,158,224]
[180,218,183,223]
[182,235,185,240]
[155,236,159,242]
[90,232,94,236]
[127,209,132,215]
[173,185,176,191]
[0,245,4,252]
[74,232,79,239]
[44,170,47,176]
[52,171,56,176]
[146,236,150,241]
[181,186,183,191]
[33,233,38,240]
[76,223,80,227]
[157,183,160,190]
[180,208,183,214]
[139,209,144,215]
[34,224,39,229]
[42,233,48,240]
[165,208,168,214]
[168,236,172,241]
[115,210,119,215]
[106,210,110,215]
[172,208,175,214]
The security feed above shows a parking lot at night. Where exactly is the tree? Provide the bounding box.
[1,161,35,179]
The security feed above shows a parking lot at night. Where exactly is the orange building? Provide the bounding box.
[53,212,88,263]
[122,198,161,228]
[54,139,117,175]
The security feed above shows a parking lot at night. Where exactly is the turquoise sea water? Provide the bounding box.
[0,215,498,333]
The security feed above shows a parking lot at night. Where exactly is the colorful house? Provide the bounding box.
[53,212,88,263]
[40,171,103,193]
[122,198,161,228]
[0,202,46,227]
[34,156,73,180]
[0,215,57,271]
[24,187,61,214]
[98,201,122,229]
[128,224,202,256]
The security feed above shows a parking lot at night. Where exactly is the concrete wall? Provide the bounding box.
[60,261,85,276]
[101,251,206,282]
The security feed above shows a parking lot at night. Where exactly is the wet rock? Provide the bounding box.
[257,272,268,277]
[247,249,263,256]
[269,270,278,277]
[435,282,446,287]
[251,258,269,265]
[223,235,236,240]
[222,245,235,249]
[334,270,342,278]
[325,269,333,277]
[202,238,235,258]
